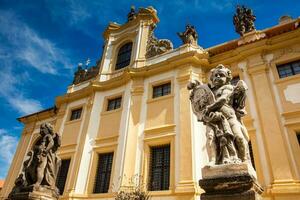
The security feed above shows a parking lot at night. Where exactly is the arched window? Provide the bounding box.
[115,42,132,70]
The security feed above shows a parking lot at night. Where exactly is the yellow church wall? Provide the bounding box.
[97,92,124,139]
[145,78,174,129]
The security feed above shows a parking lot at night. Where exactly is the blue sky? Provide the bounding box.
[0,0,299,179]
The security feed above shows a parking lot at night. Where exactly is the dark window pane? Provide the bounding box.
[93,153,114,193]
[153,83,171,98]
[115,42,133,70]
[248,141,256,170]
[56,159,71,195]
[296,132,300,146]
[149,144,170,191]
[231,76,240,86]
[277,60,300,78]
[107,97,122,111]
[70,108,82,121]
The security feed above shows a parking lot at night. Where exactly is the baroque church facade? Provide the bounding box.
[1,6,300,200]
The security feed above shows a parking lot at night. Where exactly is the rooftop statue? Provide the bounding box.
[8,123,61,199]
[233,5,256,36]
[127,6,137,22]
[177,24,198,46]
[188,64,251,165]
[145,23,173,58]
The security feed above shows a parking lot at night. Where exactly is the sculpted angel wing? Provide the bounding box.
[232,80,248,118]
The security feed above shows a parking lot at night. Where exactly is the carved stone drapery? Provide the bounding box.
[145,23,173,59]
[233,5,256,36]
[8,123,61,200]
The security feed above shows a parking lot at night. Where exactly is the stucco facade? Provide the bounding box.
[1,6,300,200]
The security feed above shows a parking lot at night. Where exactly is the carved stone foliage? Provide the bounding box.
[8,123,61,200]
[72,64,99,85]
[145,24,173,59]
[177,24,198,46]
[188,64,251,166]
[233,5,256,36]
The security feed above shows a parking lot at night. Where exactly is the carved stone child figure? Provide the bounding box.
[188,81,239,165]
[188,64,250,165]
[207,64,249,162]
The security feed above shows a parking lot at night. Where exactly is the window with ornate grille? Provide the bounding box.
[115,42,133,70]
[70,108,82,121]
[107,97,122,111]
[231,76,240,86]
[93,152,114,193]
[152,82,171,98]
[56,159,71,195]
[277,60,300,78]
[248,141,256,170]
[149,144,170,191]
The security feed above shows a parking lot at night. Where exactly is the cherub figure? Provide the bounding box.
[188,64,250,165]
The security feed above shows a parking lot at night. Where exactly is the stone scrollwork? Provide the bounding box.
[188,64,251,166]
[145,23,173,59]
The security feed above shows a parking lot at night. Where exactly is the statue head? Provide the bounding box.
[40,123,54,137]
[210,64,232,88]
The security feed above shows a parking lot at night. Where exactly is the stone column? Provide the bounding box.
[248,64,298,192]
[120,78,144,186]
[175,66,202,198]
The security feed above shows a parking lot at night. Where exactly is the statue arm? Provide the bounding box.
[207,87,233,112]
[44,135,55,152]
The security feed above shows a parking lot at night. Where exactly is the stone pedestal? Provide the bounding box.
[199,163,263,200]
[8,185,59,200]
[237,30,266,46]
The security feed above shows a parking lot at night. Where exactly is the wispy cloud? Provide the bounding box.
[0,10,72,75]
[0,129,18,179]
[0,10,73,115]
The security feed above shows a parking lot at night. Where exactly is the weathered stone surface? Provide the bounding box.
[199,164,263,200]
[7,185,59,200]
[8,123,61,200]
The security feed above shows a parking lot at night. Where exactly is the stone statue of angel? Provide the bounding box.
[188,64,250,165]
[9,123,61,198]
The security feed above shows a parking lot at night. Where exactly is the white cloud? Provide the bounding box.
[0,10,73,115]
[0,129,18,179]
[0,10,72,75]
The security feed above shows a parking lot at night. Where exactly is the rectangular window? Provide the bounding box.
[248,141,256,170]
[93,153,114,193]
[149,144,170,191]
[152,82,171,98]
[296,132,300,146]
[56,159,71,195]
[107,97,122,111]
[277,60,300,78]
[70,108,82,121]
[231,76,240,86]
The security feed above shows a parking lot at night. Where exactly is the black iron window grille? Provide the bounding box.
[231,76,240,86]
[93,152,114,193]
[248,141,256,170]
[296,132,300,146]
[152,82,171,98]
[56,159,71,195]
[277,60,300,78]
[70,108,82,121]
[149,144,170,191]
[115,42,133,70]
[107,97,122,111]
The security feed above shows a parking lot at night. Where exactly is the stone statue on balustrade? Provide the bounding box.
[177,24,198,46]
[8,123,61,200]
[188,64,251,166]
